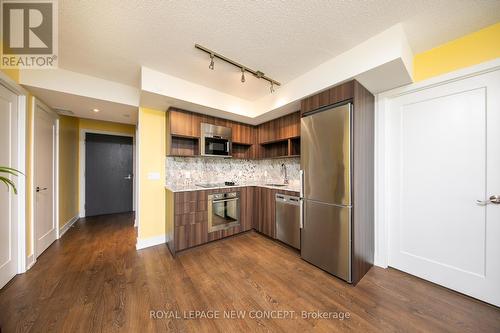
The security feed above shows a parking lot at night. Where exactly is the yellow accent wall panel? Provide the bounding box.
[414,22,500,81]
[79,118,135,135]
[0,69,20,83]
[137,107,165,240]
[59,116,79,228]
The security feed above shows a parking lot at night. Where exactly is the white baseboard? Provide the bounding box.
[26,254,35,270]
[59,215,79,239]
[136,234,166,250]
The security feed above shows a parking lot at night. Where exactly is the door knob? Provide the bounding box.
[476,195,500,205]
[124,174,132,180]
[36,186,47,192]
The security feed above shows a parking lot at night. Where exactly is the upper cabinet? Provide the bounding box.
[169,108,200,137]
[301,80,354,115]
[258,111,300,144]
[166,108,301,159]
[231,122,253,145]
[257,111,301,159]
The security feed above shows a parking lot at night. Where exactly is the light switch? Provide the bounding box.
[147,172,160,180]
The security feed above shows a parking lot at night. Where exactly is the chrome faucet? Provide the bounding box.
[281,163,289,185]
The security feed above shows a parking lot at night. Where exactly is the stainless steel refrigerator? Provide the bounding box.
[300,102,352,282]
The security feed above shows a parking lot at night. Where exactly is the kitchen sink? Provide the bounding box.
[265,183,287,187]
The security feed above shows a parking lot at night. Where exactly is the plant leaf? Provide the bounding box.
[0,176,17,194]
[0,169,21,177]
[0,166,24,176]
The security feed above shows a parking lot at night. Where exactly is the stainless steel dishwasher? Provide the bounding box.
[275,193,301,249]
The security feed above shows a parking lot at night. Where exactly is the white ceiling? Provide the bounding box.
[26,86,138,124]
[57,0,500,101]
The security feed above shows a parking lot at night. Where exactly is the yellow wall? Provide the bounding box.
[58,116,79,228]
[137,107,165,240]
[1,69,20,82]
[79,118,135,135]
[414,22,500,81]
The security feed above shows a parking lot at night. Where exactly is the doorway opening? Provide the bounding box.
[80,132,135,217]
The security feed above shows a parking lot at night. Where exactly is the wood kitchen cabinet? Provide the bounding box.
[169,108,201,137]
[167,108,200,157]
[257,111,301,159]
[230,122,254,145]
[257,111,300,144]
[259,187,276,238]
[167,107,301,159]
[166,186,299,254]
[300,80,354,115]
[230,122,255,160]
[166,187,254,254]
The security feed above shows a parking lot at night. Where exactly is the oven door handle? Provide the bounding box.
[213,198,239,203]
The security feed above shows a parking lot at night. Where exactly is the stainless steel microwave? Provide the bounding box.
[200,123,232,157]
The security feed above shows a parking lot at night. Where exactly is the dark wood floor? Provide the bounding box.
[0,213,499,332]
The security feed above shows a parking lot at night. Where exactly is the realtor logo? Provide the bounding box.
[1,0,58,68]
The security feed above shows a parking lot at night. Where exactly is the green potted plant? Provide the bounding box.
[0,166,23,194]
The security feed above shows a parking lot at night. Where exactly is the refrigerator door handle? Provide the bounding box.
[299,198,304,229]
[300,169,304,198]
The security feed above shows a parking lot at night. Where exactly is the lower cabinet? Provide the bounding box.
[254,187,276,238]
[167,187,253,254]
[166,186,299,254]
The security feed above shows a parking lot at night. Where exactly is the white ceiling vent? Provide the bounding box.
[54,108,74,116]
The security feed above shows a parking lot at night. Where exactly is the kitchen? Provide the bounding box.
[165,79,374,284]
[1,2,499,331]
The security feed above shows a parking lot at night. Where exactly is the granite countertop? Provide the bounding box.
[165,182,300,193]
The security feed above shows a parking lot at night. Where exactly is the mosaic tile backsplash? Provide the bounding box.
[166,157,300,187]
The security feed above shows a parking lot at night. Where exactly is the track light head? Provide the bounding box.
[241,67,245,83]
[270,81,275,93]
[209,53,215,70]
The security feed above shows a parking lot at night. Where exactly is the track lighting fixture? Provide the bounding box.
[241,67,246,83]
[195,43,280,94]
[209,53,215,70]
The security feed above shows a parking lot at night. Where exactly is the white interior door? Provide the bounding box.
[34,100,57,257]
[0,84,19,289]
[387,69,500,306]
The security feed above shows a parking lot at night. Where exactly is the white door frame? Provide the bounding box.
[0,72,28,273]
[79,129,136,218]
[374,58,500,268]
[32,97,59,260]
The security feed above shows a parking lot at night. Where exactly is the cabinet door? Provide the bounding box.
[253,187,262,231]
[190,113,202,137]
[258,121,268,143]
[260,188,276,238]
[278,112,300,139]
[241,187,254,231]
[232,122,253,144]
[170,109,195,137]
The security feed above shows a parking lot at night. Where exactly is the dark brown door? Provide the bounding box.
[85,133,133,216]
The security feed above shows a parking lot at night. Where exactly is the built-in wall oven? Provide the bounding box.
[200,123,232,157]
[208,192,240,232]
